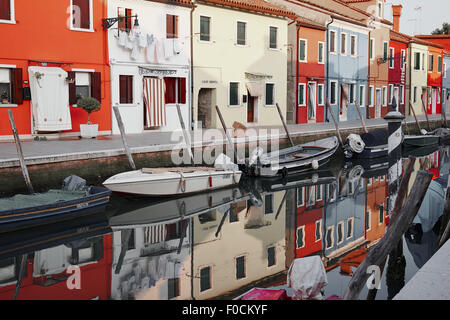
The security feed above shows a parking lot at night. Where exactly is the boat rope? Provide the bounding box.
[179,173,186,193]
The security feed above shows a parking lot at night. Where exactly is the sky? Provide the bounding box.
[385,0,450,35]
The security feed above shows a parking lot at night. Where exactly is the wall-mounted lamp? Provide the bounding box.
[102,15,139,30]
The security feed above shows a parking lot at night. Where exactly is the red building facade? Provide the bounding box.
[389,30,409,115]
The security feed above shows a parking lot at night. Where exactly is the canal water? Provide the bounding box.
[0,145,447,300]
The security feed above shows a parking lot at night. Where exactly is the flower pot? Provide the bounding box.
[80,123,99,139]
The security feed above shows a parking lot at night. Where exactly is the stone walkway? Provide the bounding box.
[0,113,445,168]
[394,239,450,300]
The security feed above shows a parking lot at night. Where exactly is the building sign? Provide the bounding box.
[245,72,273,81]
[138,66,178,77]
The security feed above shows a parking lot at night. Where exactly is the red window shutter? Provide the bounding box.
[178,78,186,104]
[166,15,173,38]
[174,16,179,38]
[73,0,90,29]
[164,77,176,104]
[91,72,102,102]
[10,68,23,105]
[0,0,11,20]
[120,75,133,104]
[68,71,77,105]
[126,76,133,104]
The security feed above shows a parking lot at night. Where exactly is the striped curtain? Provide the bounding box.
[143,77,166,127]
[144,225,166,244]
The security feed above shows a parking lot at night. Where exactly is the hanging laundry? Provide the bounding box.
[118,30,127,47]
[156,39,166,63]
[131,42,139,60]
[146,39,156,63]
[126,32,135,50]
[173,38,182,55]
[164,39,174,59]
[138,32,148,49]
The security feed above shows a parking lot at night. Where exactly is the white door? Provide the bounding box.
[307,82,317,123]
[432,88,437,114]
[393,87,400,110]
[375,89,382,118]
[340,84,348,121]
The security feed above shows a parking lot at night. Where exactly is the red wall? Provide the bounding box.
[0,234,113,300]
[0,0,111,136]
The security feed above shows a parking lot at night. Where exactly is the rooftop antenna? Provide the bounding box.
[414,6,423,35]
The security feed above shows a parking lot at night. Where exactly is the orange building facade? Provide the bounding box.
[0,0,111,139]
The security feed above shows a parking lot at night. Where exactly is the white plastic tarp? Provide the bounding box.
[287,256,328,300]
[28,66,72,132]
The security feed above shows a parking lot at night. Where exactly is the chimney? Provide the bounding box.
[392,5,403,32]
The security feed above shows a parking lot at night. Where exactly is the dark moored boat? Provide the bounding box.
[403,135,439,148]
[243,137,339,178]
[0,186,112,231]
[344,128,388,159]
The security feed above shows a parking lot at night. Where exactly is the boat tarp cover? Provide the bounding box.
[360,129,388,147]
[0,190,87,212]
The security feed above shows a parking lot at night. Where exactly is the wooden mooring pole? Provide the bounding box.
[343,170,433,300]
[215,105,238,164]
[354,101,368,134]
[176,104,195,164]
[409,101,422,134]
[8,109,34,194]
[421,97,432,131]
[113,106,136,171]
[276,103,295,147]
[326,100,344,145]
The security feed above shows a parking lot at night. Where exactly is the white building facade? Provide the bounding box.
[108,0,193,134]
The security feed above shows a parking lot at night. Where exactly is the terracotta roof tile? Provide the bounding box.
[390,30,411,44]
[198,0,297,18]
[296,16,326,30]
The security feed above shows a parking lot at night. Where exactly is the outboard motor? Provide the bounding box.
[343,134,365,159]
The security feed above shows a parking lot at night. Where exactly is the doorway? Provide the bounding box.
[198,88,216,129]
[432,88,437,114]
[307,82,317,123]
[375,88,382,118]
[340,84,348,121]
[247,91,258,123]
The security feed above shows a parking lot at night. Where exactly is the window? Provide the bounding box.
[229,82,239,106]
[383,42,388,61]
[296,226,305,249]
[164,77,186,104]
[438,88,441,104]
[298,83,306,106]
[429,54,434,72]
[318,84,324,105]
[414,86,418,103]
[337,222,344,244]
[438,56,443,73]
[341,33,347,55]
[75,72,91,101]
[359,85,365,107]
[350,35,357,56]
[329,31,336,54]
[349,84,356,104]
[315,220,322,241]
[121,229,135,250]
[378,1,382,18]
[118,7,132,33]
[444,62,447,78]
[379,205,384,224]
[119,75,133,104]
[370,38,375,60]
[306,186,315,207]
[236,256,246,279]
[347,218,354,239]
[316,185,322,201]
[368,86,374,107]
[327,184,336,202]
[0,0,13,22]
[237,21,246,45]
[389,47,395,69]
[200,16,211,41]
[269,26,277,49]
[265,83,275,106]
[200,266,211,292]
[422,53,425,70]
[365,210,371,231]
[382,86,387,106]
[326,226,334,249]
[166,14,178,39]
[318,42,324,64]
[330,81,337,105]
[230,201,245,222]
[389,84,394,104]
[0,68,11,104]
[299,39,307,62]
[264,194,274,214]
[168,278,180,299]
[267,246,276,267]
[414,52,421,70]
[296,187,304,207]
[401,50,406,69]
[400,85,404,104]
[71,0,92,30]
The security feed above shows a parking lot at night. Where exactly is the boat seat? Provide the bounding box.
[290,153,311,159]
[141,167,226,174]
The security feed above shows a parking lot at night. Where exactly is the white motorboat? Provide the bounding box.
[103,166,242,196]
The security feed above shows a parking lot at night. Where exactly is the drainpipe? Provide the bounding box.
[295,22,300,124]
[367,31,371,119]
[190,4,197,130]
[325,17,334,123]
[408,41,412,116]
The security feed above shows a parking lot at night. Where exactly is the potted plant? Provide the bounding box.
[77,97,101,138]
[1,91,8,104]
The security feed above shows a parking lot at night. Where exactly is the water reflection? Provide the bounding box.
[0,146,448,300]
